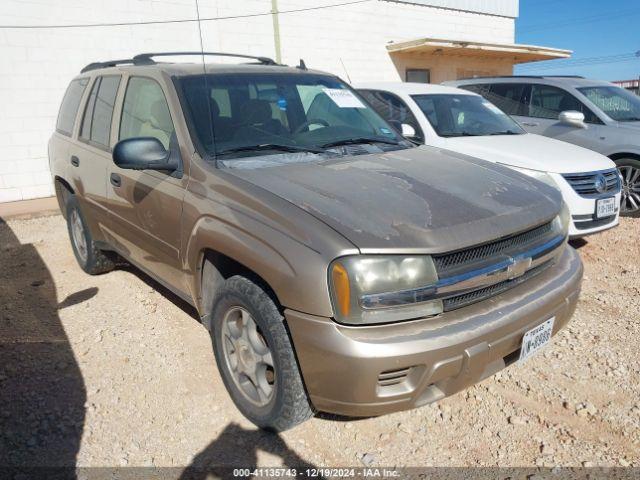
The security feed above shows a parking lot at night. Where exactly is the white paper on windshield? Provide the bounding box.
[323,88,366,108]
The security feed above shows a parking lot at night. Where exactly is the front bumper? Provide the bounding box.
[286,247,583,417]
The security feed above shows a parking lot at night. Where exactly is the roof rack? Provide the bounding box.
[80,51,278,73]
[457,75,586,80]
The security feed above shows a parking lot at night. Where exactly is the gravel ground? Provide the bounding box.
[0,214,638,471]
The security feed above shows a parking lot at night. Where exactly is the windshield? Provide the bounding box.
[411,94,525,137]
[578,86,640,122]
[178,72,407,160]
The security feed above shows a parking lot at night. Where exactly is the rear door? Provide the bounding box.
[106,74,187,290]
[67,75,121,236]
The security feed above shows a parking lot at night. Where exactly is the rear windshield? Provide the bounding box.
[178,73,405,160]
[578,86,640,122]
[56,78,89,136]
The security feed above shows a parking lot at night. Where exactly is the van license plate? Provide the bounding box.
[596,197,616,218]
[519,317,554,362]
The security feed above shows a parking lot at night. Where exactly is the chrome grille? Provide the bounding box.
[562,169,620,197]
[433,221,554,278]
[443,261,553,311]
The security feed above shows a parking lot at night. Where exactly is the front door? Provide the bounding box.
[106,75,187,292]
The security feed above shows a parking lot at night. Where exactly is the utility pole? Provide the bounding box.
[271,0,282,64]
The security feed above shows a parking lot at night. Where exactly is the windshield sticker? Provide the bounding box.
[380,127,392,135]
[323,88,366,108]
[277,97,288,111]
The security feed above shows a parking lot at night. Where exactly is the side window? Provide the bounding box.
[486,83,528,116]
[530,84,600,123]
[120,77,175,149]
[459,83,490,96]
[56,78,89,136]
[80,76,121,148]
[359,90,424,142]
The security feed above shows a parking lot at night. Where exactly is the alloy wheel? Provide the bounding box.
[221,306,275,406]
[70,209,88,263]
[619,165,640,214]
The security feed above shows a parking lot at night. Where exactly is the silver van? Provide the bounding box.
[447,76,640,217]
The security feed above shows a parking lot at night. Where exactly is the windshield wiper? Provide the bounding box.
[439,132,480,137]
[617,116,640,122]
[321,136,399,149]
[216,143,324,157]
[488,130,521,135]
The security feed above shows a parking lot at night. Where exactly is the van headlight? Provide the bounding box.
[507,165,559,190]
[329,255,442,325]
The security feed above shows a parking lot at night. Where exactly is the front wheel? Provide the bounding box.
[616,158,640,217]
[210,276,314,431]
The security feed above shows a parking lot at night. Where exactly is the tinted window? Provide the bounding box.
[120,77,175,149]
[56,78,89,136]
[459,83,490,96]
[359,90,424,142]
[406,69,430,83]
[411,94,524,137]
[486,83,528,115]
[81,76,121,148]
[530,84,600,123]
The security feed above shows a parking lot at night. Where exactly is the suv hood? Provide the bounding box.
[224,146,561,253]
[442,133,615,174]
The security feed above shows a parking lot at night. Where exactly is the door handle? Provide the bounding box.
[110,173,121,187]
[522,122,539,127]
[70,155,80,167]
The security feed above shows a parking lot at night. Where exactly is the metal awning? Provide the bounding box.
[386,38,572,64]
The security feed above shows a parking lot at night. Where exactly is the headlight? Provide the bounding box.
[507,165,559,190]
[329,255,442,325]
[553,201,571,237]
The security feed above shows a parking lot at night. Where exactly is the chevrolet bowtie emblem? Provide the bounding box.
[506,256,532,280]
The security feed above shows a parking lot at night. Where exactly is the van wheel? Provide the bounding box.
[210,275,314,431]
[65,195,115,274]
[616,158,640,217]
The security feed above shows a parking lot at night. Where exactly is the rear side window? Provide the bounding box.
[120,77,175,150]
[486,83,528,115]
[359,90,424,142]
[80,76,122,148]
[56,78,89,136]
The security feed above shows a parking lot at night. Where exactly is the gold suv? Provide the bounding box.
[49,52,583,431]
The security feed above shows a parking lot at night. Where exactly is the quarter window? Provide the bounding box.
[120,77,175,149]
[80,76,121,148]
[56,78,89,136]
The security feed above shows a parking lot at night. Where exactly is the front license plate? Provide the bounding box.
[519,317,555,362]
[596,197,616,218]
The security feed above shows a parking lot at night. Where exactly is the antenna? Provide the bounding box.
[297,58,307,70]
[339,58,352,84]
[194,0,217,164]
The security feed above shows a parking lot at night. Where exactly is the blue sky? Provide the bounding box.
[514,0,640,80]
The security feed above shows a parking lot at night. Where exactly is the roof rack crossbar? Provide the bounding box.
[132,51,278,66]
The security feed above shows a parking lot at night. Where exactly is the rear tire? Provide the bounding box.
[615,158,640,217]
[65,195,115,275]
[210,275,314,431]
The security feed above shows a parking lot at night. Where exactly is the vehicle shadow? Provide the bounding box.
[569,238,588,250]
[179,422,324,480]
[0,219,95,475]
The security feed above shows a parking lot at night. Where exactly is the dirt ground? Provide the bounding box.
[0,213,638,472]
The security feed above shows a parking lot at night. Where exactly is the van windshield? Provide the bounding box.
[578,86,640,122]
[411,94,525,137]
[178,72,407,160]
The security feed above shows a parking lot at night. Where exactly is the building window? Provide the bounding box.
[406,69,430,83]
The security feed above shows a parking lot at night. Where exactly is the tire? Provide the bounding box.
[210,275,314,431]
[65,195,115,275]
[615,158,640,217]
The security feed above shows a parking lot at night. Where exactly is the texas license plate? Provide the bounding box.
[596,197,616,218]
[519,317,554,362]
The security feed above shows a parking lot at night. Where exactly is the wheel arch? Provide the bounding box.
[54,176,75,219]
[609,152,640,162]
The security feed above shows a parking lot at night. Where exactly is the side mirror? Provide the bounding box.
[558,110,586,128]
[113,137,176,171]
[401,123,417,138]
